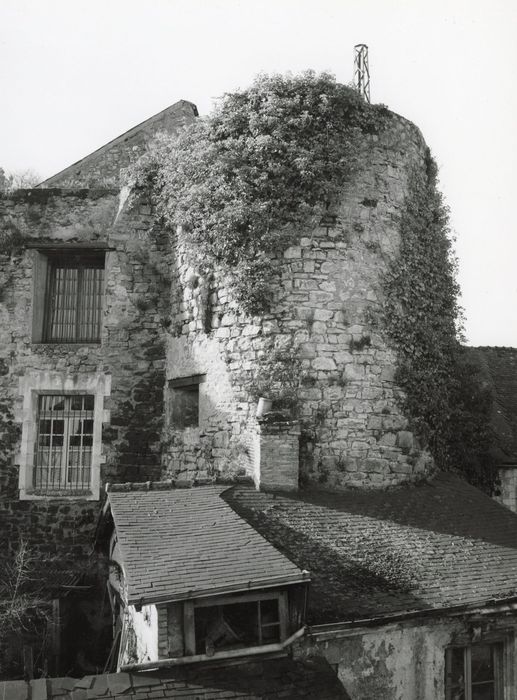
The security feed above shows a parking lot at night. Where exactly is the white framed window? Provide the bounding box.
[17,371,110,500]
[33,394,94,491]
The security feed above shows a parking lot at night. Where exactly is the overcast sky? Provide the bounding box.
[1,0,515,346]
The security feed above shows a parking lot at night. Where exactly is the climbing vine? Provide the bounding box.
[125,71,389,314]
[384,151,495,491]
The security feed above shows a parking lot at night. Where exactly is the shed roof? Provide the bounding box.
[225,472,517,624]
[107,485,307,605]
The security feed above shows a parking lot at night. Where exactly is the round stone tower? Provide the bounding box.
[164,111,435,489]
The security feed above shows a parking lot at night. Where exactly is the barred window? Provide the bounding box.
[43,251,104,343]
[33,394,94,492]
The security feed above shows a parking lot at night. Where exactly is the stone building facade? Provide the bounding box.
[3,92,513,697]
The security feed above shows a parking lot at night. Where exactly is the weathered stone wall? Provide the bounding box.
[163,113,435,489]
[0,189,169,558]
[297,614,517,700]
[497,467,517,512]
[39,101,198,189]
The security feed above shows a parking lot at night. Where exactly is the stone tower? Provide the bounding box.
[163,112,435,490]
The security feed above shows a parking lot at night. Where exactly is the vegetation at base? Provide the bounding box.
[125,71,389,314]
[383,152,496,491]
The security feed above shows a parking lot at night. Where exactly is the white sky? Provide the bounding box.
[1,0,516,347]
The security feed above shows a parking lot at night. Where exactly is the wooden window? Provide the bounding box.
[169,375,206,429]
[183,591,288,657]
[33,394,94,492]
[43,251,104,343]
[445,642,504,700]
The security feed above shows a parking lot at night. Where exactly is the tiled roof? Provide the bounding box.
[107,485,307,605]
[225,472,517,624]
[0,658,349,699]
[468,346,517,464]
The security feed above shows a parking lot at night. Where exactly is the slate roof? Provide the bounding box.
[0,657,349,699]
[107,485,307,605]
[225,472,517,624]
[469,346,517,464]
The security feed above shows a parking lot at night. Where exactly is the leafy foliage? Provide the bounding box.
[384,152,495,490]
[249,346,302,415]
[126,71,389,313]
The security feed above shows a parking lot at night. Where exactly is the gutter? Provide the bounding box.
[119,626,306,673]
[306,596,517,640]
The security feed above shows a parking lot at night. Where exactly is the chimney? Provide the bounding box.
[253,417,300,492]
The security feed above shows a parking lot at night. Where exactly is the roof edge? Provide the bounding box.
[128,572,310,607]
[307,595,517,636]
[38,99,198,187]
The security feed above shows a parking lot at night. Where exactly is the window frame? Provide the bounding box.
[17,371,111,500]
[182,590,289,658]
[445,639,507,700]
[33,394,95,492]
[168,374,206,430]
[31,248,106,345]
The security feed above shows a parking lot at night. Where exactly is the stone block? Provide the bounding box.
[312,357,336,371]
[396,430,414,453]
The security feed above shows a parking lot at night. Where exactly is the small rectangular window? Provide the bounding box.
[194,598,280,655]
[445,642,504,700]
[169,375,205,429]
[33,394,94,492]
[42,251,104,343]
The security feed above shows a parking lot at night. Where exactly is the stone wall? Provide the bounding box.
[0,188,169,558]
[296,613,517,700]
[39,101,198,189]
[163,113,435,489]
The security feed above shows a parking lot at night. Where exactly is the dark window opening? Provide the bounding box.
[445,642,504,700]
[43,251,104,343]
[194,598,280,655]
[33,394,94,492]
[169,375,205,429]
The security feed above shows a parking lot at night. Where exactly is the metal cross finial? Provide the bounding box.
[354,44,371,103]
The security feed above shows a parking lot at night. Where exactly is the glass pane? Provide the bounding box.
[260,598,280,624]
[82,419,94,434]
[472,644,495,683]
[50,397,65,412]
[446,648,466,700]
[52,420,64,435]
[471,683,495,700]
[83,395,95,411]
[71,395,83,411]
[38,419,52,434]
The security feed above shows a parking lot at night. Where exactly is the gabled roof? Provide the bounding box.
[468,346,517,465]
[225,472,517,624]
[38,99,198,189]
[107,484,307,606]
[0,657,349,700]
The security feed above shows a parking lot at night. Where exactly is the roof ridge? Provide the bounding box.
[106,474,253,493]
